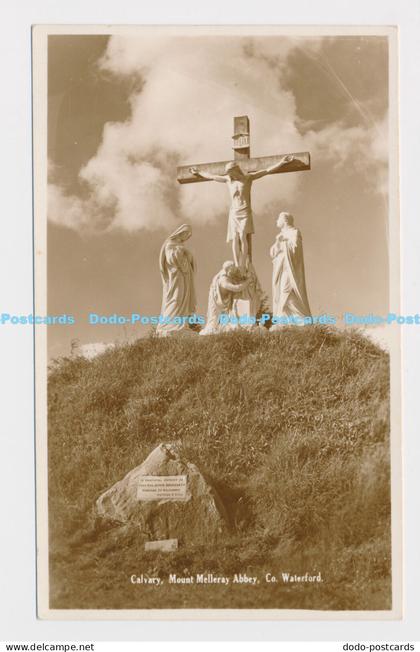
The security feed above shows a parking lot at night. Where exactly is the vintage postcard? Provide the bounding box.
[33,24,401,619]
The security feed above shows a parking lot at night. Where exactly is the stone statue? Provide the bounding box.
[190,155,294,270]
[200,261,251,335]
[157,224,196,337]
[270,212,311,326]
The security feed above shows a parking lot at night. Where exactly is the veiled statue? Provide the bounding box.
[157,224,196,337]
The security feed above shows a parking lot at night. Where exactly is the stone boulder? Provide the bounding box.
[95,443,229,546]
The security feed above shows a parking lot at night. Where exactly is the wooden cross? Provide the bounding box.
[177,115,310,184]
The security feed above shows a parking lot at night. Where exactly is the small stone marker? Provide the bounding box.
[96,443,229,545]
[137,475,187,501]
[145,538,178,552]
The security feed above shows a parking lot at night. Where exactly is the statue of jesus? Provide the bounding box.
[190,155,294,270]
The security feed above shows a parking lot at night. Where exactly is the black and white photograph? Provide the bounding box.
[32,24,401,619]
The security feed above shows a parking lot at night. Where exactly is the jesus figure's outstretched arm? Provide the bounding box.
[247,154,295,180]
[189,167,227,183]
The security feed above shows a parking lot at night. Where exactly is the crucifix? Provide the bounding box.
[177,115,310,270]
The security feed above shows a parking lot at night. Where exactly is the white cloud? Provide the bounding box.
[48,35,388,233]
[305,113,388,196]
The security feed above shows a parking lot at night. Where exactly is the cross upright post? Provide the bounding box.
[232,115,250,161]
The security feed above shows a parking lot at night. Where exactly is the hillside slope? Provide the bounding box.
[47,326,391,610]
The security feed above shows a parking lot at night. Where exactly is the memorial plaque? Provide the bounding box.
[232,133,250,150]
[145,538,178,552]
[137,475,188,501]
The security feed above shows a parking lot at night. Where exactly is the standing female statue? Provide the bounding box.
[157,224,196,337]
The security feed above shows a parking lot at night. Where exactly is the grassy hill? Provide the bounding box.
[47,326,391,610]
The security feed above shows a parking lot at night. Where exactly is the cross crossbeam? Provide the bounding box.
[177,115,310,183]
[177,152,310,184]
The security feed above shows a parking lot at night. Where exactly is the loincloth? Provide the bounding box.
[226,207,255,242]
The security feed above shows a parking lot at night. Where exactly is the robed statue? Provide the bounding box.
[157,224,196,336]
[200,261,250,335]
[270,212,311,325]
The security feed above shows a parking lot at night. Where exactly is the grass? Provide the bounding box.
[47,326,391,610]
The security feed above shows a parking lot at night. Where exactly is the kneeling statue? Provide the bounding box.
[200,261,250,335]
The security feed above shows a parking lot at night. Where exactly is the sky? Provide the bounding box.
[47,31,389,358]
